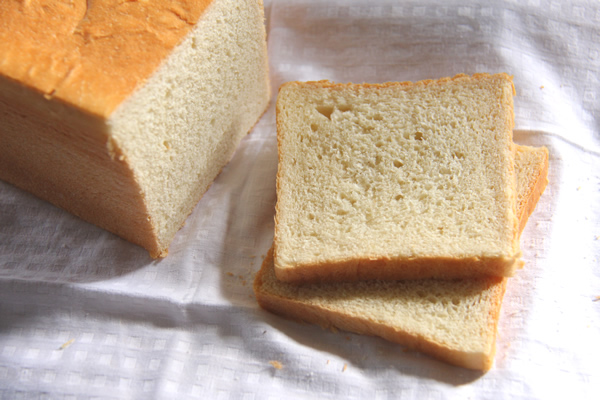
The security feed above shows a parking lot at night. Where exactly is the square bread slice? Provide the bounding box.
[0,0,270,257]
[255,145,549,370]
[274,74,520,282]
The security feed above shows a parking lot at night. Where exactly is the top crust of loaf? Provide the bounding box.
[0,0,212,117]
[274,73,521,283]
[276,73,516,95]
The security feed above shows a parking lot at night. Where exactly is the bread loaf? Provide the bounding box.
[274,74,520,283]
[0,0,270,257]
[254,145,549,370]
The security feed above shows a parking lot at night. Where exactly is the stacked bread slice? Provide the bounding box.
[254,74,549,370]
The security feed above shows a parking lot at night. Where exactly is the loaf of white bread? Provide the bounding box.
[0,0,270,257]
[255,145,549,371]
[273,74,521,283]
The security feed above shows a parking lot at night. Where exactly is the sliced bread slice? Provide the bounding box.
[254,145,549,371]
[274,74,520,283]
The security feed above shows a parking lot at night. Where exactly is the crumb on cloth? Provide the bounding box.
[59,338,75,350]
[269,360,283,370]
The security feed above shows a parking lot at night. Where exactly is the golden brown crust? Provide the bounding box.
[273,254,520,284]
[277,72,515,93]
[0,74,161,255]
[0,0,212,118]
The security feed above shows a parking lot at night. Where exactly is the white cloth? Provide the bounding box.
[1,0,599,398]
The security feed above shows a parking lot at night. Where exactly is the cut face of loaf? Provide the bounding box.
[254,145,549,371]
[0,0,270,257]
[274,74,520,282]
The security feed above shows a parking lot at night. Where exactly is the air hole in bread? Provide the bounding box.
[393,160,403,168]
[394,194,404,200]
[310,123,318,132]
[340,192,350,201]
[316,105,334,120]
[373,113,383,121]
[338,104,352,112]
[414,131,424,141]
[162,140,171,150]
